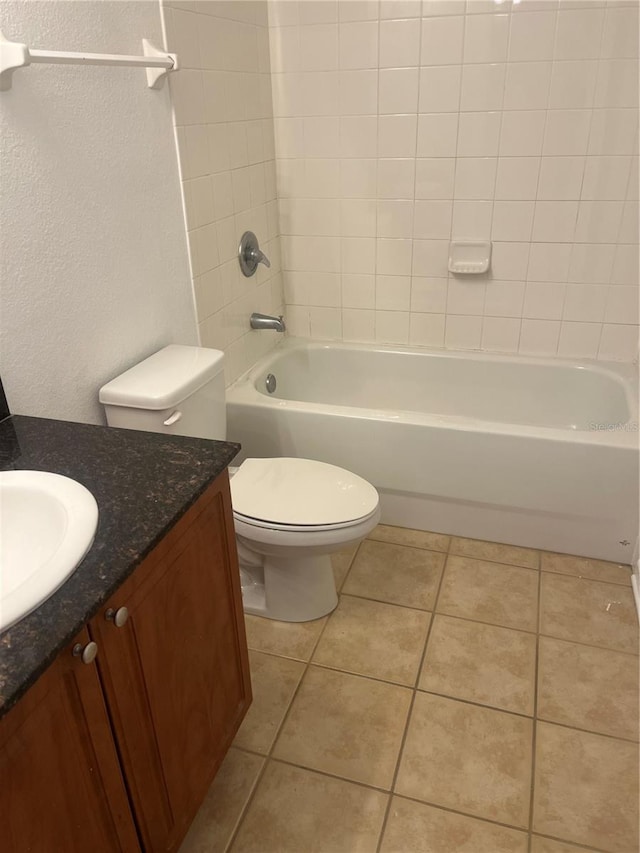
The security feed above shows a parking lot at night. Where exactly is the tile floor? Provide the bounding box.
[180,525,639,853]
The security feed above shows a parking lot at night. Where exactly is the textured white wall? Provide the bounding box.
[0,1,198,424]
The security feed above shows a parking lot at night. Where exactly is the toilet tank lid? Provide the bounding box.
[99,345,224,410]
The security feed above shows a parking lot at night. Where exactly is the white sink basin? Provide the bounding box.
[0,470,99,632]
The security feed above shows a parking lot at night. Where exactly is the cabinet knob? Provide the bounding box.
[105,606,129,627]
[72,641,98,664]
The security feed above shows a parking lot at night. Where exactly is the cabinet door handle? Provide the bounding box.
[105,606,129,627]
[72,641,98,664]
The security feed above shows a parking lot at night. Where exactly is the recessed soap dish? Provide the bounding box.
[448,241,491,275]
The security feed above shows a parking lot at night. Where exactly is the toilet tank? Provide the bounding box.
[99,345,226,441]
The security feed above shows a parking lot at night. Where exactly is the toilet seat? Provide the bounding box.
[230,457,379,529]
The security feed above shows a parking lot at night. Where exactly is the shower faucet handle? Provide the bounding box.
[239,231,271,277]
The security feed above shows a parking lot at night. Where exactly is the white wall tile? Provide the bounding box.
[342,273,375,308]
[342,308,376,341]
[500,111,546,157]
[409,312,446,347]
[519,319,560,356]
[375,274,412,309]
[532,201,579,243]
[418,114,459,157]
[452,200,493,239]
[503,62,552,111]
[481,316,521,353]
[454,157,497,200]
[339,21,379,70]
[537,156,585,201]
[375,310,410,343]
[543,110,592,155]
[557,321,601,358]
[598,324,639,361]
[554,8,605,61]
[523,282,566,320]
[379,18,421,67]
[414,200,453,239]
[411,276,448,313]
[415,158,456,199]
[463,13,509,64]
[376,240,413,276]
[268,0,637,360]
[377,200,415,238]
[460,63,506,112]
[379,69,420,113]
[494,157,540,200]
[445,314,482,349]
[378,115,418,158]
[457,112,501,157]
[492,201,535,242]
[419,66,462,113]
[484,281,526,318]
[604,285,639,325]
[421,15,465,66]
[509,10,557,62]
[378,159,417,199]
[563,283,608,322]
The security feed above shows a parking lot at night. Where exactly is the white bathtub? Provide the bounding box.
[226,339,639,563]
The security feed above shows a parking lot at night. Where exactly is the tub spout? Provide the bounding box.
[250,312,286,332]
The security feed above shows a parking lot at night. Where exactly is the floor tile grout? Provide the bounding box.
[220,530,638,853]
[374,548,452,853]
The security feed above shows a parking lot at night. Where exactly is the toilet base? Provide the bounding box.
[239,553,338,622]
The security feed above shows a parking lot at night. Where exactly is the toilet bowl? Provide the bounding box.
[230,457,380,621]
[99,345,380,622]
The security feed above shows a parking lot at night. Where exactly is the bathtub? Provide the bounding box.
[226,338,639,563]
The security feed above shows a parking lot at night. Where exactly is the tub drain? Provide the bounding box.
[265,373,277,393]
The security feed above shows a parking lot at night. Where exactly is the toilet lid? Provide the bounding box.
[230,458,379,527]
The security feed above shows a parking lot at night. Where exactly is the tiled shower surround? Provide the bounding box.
[163,0,284,384]
[269,0,639,361]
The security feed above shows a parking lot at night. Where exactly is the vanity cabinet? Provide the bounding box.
[0,627,139,852]
[0,470,251,853]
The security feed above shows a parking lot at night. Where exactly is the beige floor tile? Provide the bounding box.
[396,692,533,828]
[243,613,327,661]
[537,636,639,742]
[233,652,305,755]
[273,665,412,788]
[313,595,431,685]
[380,797,528,853]
[531,836,606,853]
[539,573,639,653]
[343,540,445,610]
[450,537,539,569]
[437,556,539,632]
[540,551,631,586]
[419,615,536,715]
[533,721,639,852]
[231,760,388,853]
[331,544,359,590]
[369,524,450,553]
[179,748,264,853]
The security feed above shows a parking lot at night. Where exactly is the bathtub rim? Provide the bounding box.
[227,337,639,450]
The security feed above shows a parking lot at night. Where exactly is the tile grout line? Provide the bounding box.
[527,565,543,853]
[224,545,361,853]
[374,543,453,853]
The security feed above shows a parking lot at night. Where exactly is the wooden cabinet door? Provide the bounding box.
[90,471,251,853]
[0,629,140,853]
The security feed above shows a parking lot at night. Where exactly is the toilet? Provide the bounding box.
[99,345,380,622]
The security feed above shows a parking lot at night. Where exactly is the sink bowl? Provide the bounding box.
[0,470,99,632]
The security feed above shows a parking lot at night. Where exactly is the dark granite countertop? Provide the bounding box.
[0,415,239,718]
